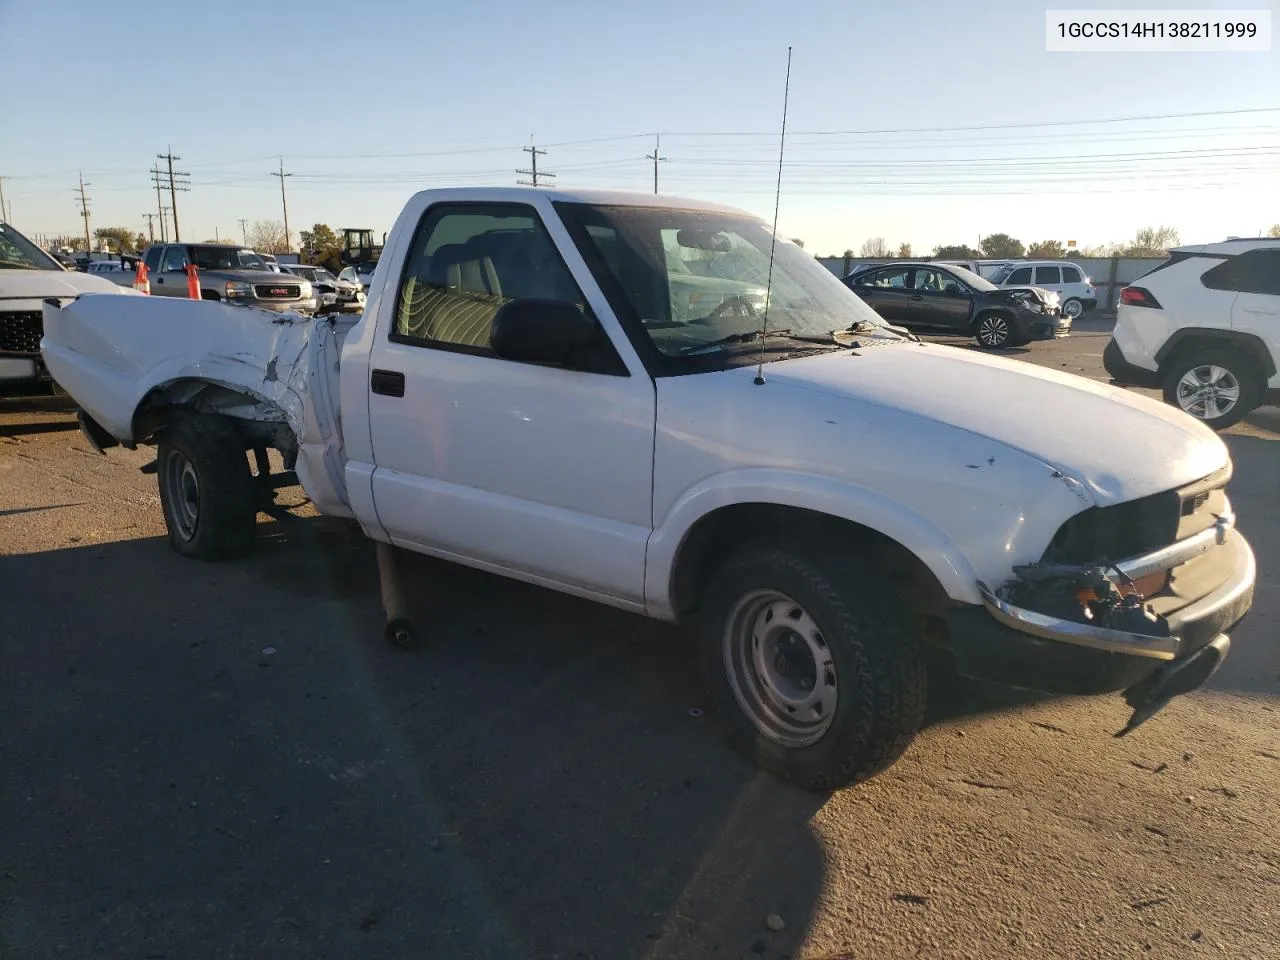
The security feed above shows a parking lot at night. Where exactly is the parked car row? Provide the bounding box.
[841,261,1070,348]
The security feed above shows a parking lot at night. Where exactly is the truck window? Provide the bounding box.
[160,246,189,273]
[144,247,163,273]
[1006,267,1033,285]
[392,203,593,354]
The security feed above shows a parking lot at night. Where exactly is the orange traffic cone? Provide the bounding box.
[185,263,201,299]
[132,260,150,295]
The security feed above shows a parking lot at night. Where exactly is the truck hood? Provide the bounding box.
[763,342,1229,506]
[0,268,139,300]
[197,268,303,283]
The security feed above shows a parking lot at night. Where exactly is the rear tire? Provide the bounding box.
[699,540,927,792]
[1161,347,1263,431]
[974,312,1013,349]
[156,412,257,561]
[1061,297,1084,320]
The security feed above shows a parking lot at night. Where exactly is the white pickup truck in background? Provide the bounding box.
[40,187,1256,790]
[1,221,141,396]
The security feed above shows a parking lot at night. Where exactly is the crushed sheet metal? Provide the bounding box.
[40,296,353,508]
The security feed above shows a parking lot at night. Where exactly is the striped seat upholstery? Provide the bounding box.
[395,242,508,348]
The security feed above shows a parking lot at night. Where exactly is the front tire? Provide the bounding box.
[699,541,927,792]
[157,413,257,560]
[1161,347,1263,431]
[974,312,1012,349]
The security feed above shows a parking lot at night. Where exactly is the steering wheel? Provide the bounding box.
[706,295,760,321]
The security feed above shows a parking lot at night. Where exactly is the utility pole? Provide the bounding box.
[161,205,172,242]
[238,218,249,245]
[517,143,555,187]
[0,175,9,223]
[142,213,157,243]
[149,166,167,242]
[270,158,292,252]
[214,226,220,242]
[74,172,92,253]
[155,147,190,241]
[645,134,667,194]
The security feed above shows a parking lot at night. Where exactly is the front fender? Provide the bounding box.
[644,467,986,618]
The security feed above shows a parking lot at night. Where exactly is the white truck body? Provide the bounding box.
[40,187,1256,789]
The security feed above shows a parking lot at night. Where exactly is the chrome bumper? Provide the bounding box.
[977,513,1254,662]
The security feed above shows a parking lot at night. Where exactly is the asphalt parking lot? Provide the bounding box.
[3,316,1278,960]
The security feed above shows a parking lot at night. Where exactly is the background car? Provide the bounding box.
[1103,238,1280,430]
[845,261,1068,348]
[990,260,1097,319]
[281,263,365,313]
[338,264,376,292]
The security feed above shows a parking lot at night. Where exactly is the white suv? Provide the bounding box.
[1104,239,1280,430]
[991,261,1098,319]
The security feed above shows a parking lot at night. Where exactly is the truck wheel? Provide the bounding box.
[1161,347,1263,431]
[156,413,256,561]
[700,541,927,791]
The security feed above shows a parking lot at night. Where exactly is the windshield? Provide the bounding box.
[189,246,269,271]
[558,203,889,356]
[990,265,1015,284]
[0,223,63,271]
[949,264,997,291]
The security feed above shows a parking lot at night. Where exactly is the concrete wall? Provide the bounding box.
[818,256,1167,311]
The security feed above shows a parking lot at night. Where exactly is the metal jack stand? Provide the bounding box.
[376,540,420,649]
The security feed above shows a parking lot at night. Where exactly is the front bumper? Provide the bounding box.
[1025,311,1071,341]
[948,522,1255,722]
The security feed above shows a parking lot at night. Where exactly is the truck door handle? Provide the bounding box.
[370,369,405,397]
[155,277,164,284]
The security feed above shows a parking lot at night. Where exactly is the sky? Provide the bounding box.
[1,0,1277,256]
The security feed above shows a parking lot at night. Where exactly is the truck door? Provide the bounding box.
[151,245,190,297]
[363,201,656,606]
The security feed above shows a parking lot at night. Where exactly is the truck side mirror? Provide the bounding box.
[490,299,593,366]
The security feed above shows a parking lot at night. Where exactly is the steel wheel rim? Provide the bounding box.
[1063,299,1083,319]
[1176,365,1240,420]
[978,316,1009,346]
[164,450,200,540]
[722,590,838,748]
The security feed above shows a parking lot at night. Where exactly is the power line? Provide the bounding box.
[74,172,91,252]
[517,143,555,187]
[155,148,190,241]
[657,105,1280,138]
[270,158,293,251]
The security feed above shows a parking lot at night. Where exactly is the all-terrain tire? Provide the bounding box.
[156,412,256,561]
[699,540,927,792]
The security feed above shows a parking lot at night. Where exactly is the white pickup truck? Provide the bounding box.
[41,187,1256,790]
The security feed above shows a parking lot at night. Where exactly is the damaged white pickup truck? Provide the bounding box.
[42,187,1256,791]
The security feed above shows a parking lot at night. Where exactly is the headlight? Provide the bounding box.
[225,281,253,297]
[298,281,313,298]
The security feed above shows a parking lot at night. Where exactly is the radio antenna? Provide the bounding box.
[754,45,792,386]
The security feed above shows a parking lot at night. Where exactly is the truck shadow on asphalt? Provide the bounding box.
[4,479,1273,959]
[1,516,1052,960]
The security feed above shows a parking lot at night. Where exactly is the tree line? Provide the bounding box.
[829,223,1280,262]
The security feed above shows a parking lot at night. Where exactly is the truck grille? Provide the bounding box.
[1042,465,1231,564]
[253,284,301,300]
[0,311,43,356]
